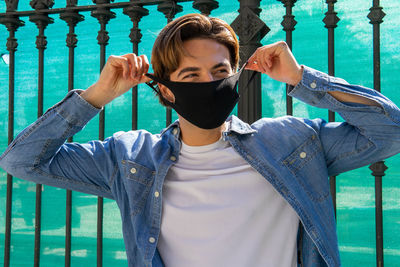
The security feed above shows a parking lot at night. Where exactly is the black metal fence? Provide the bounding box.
[0,0,391,266]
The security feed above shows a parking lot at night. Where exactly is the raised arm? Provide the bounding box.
[82,53,150,108]
[245,41,400,175]
[245,41,379,107]
[0,53,151,198]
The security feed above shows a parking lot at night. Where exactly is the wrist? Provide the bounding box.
[290,65,304,86]
[81,83,115,108]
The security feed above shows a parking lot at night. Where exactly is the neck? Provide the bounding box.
[179,118,226,146]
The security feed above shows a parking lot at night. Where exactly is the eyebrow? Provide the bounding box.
[177,62,231,78]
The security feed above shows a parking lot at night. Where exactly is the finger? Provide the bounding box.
[124,53,139,79]
[257,53,268,74]
[109,55,130,79]
[266,55,273,69]
[141,55,150,75]
[245,51,263,72]
[244,61,260,72]
[139,75,152,84]
[135,56,143,79]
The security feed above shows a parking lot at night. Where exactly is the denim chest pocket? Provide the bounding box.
[121,160,155,216]
[282,135,330,201]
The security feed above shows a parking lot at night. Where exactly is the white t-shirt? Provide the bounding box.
[157,138,299,267]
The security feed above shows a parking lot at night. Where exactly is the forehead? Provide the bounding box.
[178,38,231,67]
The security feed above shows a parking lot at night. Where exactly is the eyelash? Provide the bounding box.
[183,69,228,79]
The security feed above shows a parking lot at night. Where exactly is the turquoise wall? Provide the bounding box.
[0,0,399,266]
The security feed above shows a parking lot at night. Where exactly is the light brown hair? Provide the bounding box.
[150,13,240,106]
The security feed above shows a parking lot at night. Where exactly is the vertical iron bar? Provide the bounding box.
[368,1,386,266]
[60,6,83,266]
[5,32,15,267]
[91,3,115,266]
[231,0,269,124]
[65,29,74,267]
[35,24,45,267]
[279,0,297,116]
[0,7,24,265]
[324,0,340,219]
[370,162,387,267]
[123,5,149,131]
[157,0,182,127]
[133,33,139,130]
[29,2,54,265]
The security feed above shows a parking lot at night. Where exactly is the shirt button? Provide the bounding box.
[310,82,317,89]
[149,237,156,243]
[130,168,137,174]
[172,128,178,135]
[154,191,160,198]
[300,152,307,159]
[170,155,176,161]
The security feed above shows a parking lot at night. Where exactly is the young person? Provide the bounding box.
[1,13,399,267]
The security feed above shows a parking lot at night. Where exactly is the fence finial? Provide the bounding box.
[192,0,219,16]
[30,0,55,10]
[5,0,20,12]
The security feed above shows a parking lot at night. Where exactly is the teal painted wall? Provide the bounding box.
[0,0,399,266]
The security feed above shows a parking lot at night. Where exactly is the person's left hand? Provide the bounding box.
[245,41,303,86]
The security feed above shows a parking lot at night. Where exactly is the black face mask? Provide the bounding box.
[145,63,255,129]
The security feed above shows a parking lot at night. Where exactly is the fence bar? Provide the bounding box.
[367,1,386,266]
[91,2,115,266]
[278,0,296,116]
[29,1,54,265]
[0,3,24,265]
[123,4,149,130]
[60,4,84,266]
[192,0,219,16]
[4,25,15,267]
[370,161,387,267]
[323,0,340,219]
[231,0,269,124]
[157,0,182,127]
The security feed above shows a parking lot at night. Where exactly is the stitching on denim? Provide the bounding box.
[130,180,153,217]
[123,160,155,185]
[0,109,57,161]
[325,90,384,112]
[332,140,374,164]
[31,124,111,195]
[109,163,119,189]
[282,137,329,202]
[228,134,291,201]
[32,166,112,195]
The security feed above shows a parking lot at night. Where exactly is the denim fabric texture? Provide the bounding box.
[1,66,400,267]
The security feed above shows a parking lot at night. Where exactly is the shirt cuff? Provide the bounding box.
[50,89,102,128]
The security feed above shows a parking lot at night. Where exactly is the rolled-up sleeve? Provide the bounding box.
[289,66,400,176]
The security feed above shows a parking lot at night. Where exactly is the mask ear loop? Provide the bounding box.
[238,61,258,96]
[144,76,160,95]
[144,74,174,106]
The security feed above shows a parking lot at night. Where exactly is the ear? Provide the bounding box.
[158,83,175,103]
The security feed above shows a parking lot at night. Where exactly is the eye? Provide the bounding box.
[217,69,228,73]
[214,69,230,78]
[182,73,198,80]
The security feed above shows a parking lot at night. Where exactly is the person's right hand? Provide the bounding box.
[81,53,151,108]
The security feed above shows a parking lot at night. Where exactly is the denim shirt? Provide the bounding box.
[1,66,400,267]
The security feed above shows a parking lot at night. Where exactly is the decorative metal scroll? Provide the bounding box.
[231,1,269,124]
